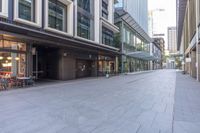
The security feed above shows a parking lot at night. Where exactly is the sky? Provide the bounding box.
[148,0,176,49]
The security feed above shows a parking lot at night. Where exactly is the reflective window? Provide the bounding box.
[2,40,26,51]
[78,0,90,12]
[102,0,108,19]
[19,0,35,22]
[0,0,2,12]
[77,13,90,39]
[102,27,114,46]
[48,0,67,31]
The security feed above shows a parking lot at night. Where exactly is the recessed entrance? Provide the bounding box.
[33,46,59,80]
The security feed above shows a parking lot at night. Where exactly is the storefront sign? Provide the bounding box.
[185,58,191,63]
[32,48,36,55]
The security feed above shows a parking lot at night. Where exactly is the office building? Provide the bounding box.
[0,0,119,80]
[177,0,200,81]
[168,27,177,54]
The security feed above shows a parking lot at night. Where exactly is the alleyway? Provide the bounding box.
[0,70,199,133]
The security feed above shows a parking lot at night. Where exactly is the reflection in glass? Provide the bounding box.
[19,0,35,21]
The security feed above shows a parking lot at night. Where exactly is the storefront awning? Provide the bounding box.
[127,51,160,61]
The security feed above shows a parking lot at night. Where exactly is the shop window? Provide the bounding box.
[0,52,26,78]
[1,40,26,51]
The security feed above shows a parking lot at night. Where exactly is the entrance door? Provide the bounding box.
[76,60,92,78]
[33,47,59,80]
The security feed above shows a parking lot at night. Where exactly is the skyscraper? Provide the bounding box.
[168,27,177,53]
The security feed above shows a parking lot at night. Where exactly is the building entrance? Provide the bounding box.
[33,46,59,80]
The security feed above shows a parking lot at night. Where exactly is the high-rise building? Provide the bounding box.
[0,0,120,81]
[168,27,177,53]
[115,0,148,32]
[115,0,156,73]
[148,9,165,38]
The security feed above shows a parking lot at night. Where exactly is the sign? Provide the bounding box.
[32,48,36,55]
[185,58,191,63]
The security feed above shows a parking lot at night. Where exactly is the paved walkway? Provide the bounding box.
[0,70,199,133]
[173,72,200,133]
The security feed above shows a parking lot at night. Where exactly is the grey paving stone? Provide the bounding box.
[0,70,178,133]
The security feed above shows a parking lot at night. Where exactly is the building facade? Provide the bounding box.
[151,41,162,70]
[115,8,155,73]
[115,0,148,32]
[148,9,165,38]
[152,38,165,69]
[168,27,177,54]
[0,0,119,80]
[177,0,200,81]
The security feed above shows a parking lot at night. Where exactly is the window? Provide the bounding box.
[77,13,90,39]
[0,0,8,18]
[48,0,67,31]
[0,0,2,12]
[18,0,35,22]
[102,27,114,47]
[0,39,27,77]
[78,0,90,12]
[102,0,108,19]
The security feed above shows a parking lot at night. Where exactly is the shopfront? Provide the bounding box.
[0,35,27,78]
[98,55,117,76]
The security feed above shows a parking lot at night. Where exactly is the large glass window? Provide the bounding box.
[48,0,67,31]
[0,0,2,12]
[77,0,90,12]
[102,27,114,47]
[19,0,35,22]
[0,39,26,78]
[77,13,91,39]
[0,52,26,77]
[102,0,108,19]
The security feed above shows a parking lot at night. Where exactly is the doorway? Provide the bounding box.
[33,46,59,80]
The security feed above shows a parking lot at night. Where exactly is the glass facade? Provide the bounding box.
[102,27,114,47]
[19,0,35,22]
[0,39,26,78]
[48,0,67,31]
[123,25,149,53]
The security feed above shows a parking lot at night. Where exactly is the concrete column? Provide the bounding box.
[198,44,200,81]
[94,0,100,43]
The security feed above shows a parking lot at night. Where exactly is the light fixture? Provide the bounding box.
[0,56,3,60]
[15,57,20,61]
[7,57,12,60]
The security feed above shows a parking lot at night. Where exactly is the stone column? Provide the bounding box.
[197,44,200,81]
[191,51,197,78]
